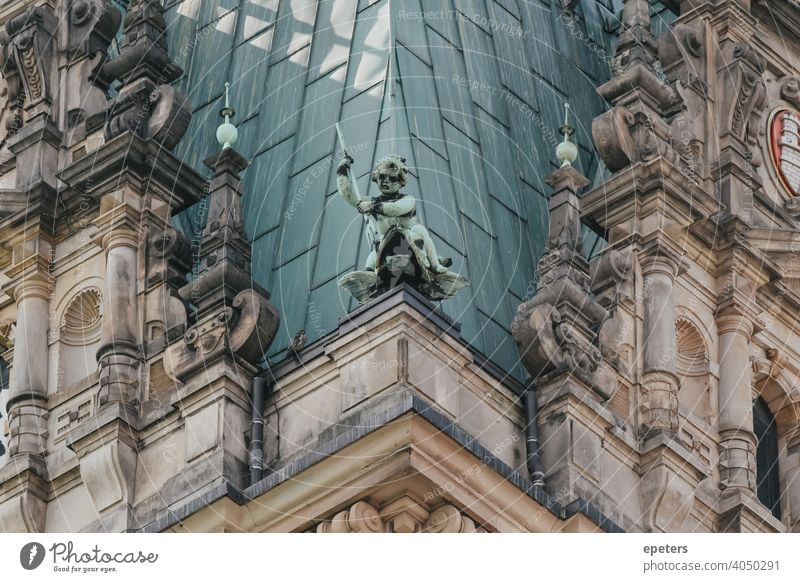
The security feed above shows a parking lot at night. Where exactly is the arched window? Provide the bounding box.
[753,397,781,519]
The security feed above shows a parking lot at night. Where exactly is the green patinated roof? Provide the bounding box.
[166,0,677,379]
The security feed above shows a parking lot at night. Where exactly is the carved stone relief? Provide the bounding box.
[314,499,483,533]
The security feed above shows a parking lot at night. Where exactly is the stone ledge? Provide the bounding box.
[136,393,623,533]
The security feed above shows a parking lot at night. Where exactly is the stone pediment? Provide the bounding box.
[148,407,605,534]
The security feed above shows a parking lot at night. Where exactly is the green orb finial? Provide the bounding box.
[556,102,577,168]
[216,83,238,150]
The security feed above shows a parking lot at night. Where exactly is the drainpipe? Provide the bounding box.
[523,383,545,489]
[249,367,272,487]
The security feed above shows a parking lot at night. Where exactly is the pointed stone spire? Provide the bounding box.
[513,104,615,400]
[182,86,252,319]
[167,87,279,381]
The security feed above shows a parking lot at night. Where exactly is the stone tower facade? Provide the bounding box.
[1,0,799,533]
[515,0,800,532]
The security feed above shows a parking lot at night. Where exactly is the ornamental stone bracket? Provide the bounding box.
[67,403,139,531]
[0,453,48,533]
[0,4,58,124]
[64,0,121,134]
[639,432,706,533]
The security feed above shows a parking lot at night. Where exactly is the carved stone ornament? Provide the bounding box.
[0,76,23,152]
[314,500,482,533]
[0,320,14,350]
[592,106,678,173]
[60,287,103,346]
[336,154,469,303]
[725,43,767,145]
[100,0,191,149]
[0,5,58,122]
[768,107,800,197]
[164,288,279,381]
[68,0,122,58]
[514,301,617,400]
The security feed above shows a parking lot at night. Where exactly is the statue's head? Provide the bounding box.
[371,155,408,195]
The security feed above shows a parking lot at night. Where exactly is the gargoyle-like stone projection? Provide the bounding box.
[336,152,468,303]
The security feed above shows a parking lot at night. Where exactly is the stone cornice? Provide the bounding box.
[0,242,54,301]
[58,133,205,215]
[752,0,800,48]
[137,394,622,533]
[581,159,721,235]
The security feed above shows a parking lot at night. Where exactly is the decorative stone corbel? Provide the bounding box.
[721,43,767,148]
[593,106,679,174]
[144,227,190,344]
[593,252,636,377]
[67,0,121,59]
[424,504,477,533]
[315,500,385,533]
[659,23,706,95]
[145,85,192,151]
[590,248,633,302]
[0,74,23,154]
[592,106,637,172]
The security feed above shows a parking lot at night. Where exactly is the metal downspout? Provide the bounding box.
[249,368,271,487]
[523,383,545,489]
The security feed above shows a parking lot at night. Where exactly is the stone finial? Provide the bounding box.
[591,0,678,174]
[615,0,658,73]
[622,0,651,30]
[556,103,578,168]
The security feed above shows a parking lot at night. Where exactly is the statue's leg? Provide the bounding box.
[414,226,447,273]
[365,249,378,271]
